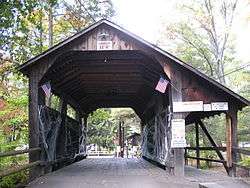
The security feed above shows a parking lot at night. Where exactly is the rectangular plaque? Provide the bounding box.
[211,102,228,111]
[97,41,112,50]
[173,101,203,112]
[171,119,186,148]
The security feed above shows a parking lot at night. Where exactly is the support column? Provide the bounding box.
[29,78,45,180]
[122,125,125,158]
[195,122,200,168]
[56,98,67,158]
[118,121,123,157]
[226,108,238,177]
[76,111,82,154]
[169,65,185,177]
[82,115,88,155]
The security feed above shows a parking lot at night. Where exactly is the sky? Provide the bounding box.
[112,0,250,63]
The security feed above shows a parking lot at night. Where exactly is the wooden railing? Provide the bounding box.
[184,146,227,165]
[232,147,250,172]
[185,146,250,175]
[87,150,114,157]
[0,147,42,178]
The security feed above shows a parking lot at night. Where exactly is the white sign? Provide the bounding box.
[173,101,203,112]
[116,146,121,152]
[211,102,228,111]
[203,104,212,111]
[171,119,186,148]
[97,41,112,50]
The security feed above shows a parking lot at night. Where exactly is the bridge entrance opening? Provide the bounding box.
[86,108,142,159]
[36,50,172,174]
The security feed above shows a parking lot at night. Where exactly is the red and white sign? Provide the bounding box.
[97,41,112,50]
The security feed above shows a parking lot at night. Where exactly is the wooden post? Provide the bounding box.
[28,78,44,180]
[226,108,238,177]
[226,114,232,176]
[118,121,122,157]
[56,98,67,158]
[83,115,88,155]
[184,148,188,165]
[169,65,185,177]
[76,111,82,154]
[122,126,125,158]
[195,122,200,168]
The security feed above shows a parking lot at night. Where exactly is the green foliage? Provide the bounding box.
[87,108,140,151]
[87,109,116,150]
[240,157,250,167]
[0,171,28,188]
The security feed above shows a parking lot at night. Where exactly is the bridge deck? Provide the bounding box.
[27,158,249,188]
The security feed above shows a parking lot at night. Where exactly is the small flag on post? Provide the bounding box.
[155,77,169,93]
[41,82,51,97]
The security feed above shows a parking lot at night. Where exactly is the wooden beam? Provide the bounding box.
[185,146,226,151]
[118,121,122,157]
[28,75,44,180]
[185,156,225,163]
[195,122,200,169]
[0,148,41,158]
[226,114,232,175]
[56,98,67,159]
[169,64,185,177]
[0,161,42,178]
[198,120,229,174]
[233,147,250,155]
[229,108,238,177]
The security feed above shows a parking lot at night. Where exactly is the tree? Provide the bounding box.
[160,0,239,84]
[86,108,141,151]
[87,109,116,150]
[62,0,115,32]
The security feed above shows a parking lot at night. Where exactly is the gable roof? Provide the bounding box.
[18,19,250,107]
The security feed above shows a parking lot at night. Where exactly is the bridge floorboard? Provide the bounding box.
[27,158,249,188]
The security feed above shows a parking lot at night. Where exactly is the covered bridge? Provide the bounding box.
[18,19,249,179]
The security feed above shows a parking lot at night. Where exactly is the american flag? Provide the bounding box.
[155,78,169,93]
[41,82,51,97]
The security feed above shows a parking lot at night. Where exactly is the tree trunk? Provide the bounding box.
[48,1,53,48]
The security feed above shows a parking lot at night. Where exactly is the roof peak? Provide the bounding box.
[18,19,250,107]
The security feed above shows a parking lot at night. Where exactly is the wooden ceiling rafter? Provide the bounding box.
[41,50,169,115]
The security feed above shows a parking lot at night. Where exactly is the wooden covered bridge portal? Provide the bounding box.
[18,20,249,180]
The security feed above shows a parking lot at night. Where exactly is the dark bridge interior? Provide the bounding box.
[40,50,169,119]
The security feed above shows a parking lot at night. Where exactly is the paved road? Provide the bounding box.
[27,158,249,188]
